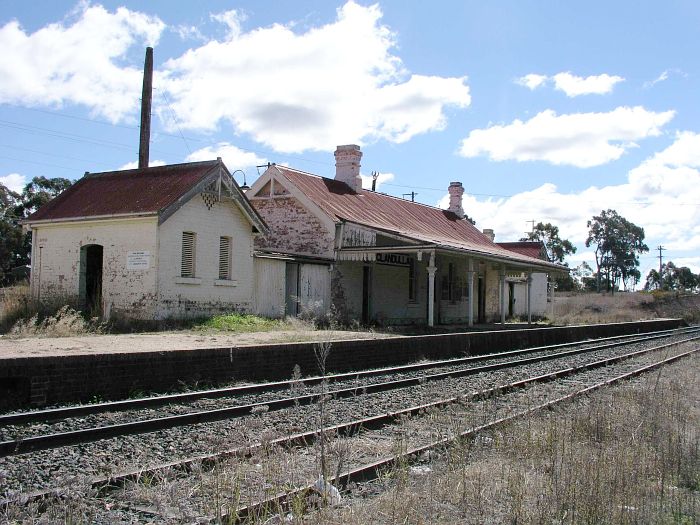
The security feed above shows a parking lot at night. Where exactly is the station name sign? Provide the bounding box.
[376,253,410,267]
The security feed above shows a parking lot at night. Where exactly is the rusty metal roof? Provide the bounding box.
[26,161,219,222]
[497,241,548,261]
[276,167,564,270]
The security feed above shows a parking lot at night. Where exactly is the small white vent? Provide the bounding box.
[181,232,196,277]
[219,236,231,280]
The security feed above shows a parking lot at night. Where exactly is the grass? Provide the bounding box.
[316,354,700,524]
[194,312,290,333]
[551,290,700,325]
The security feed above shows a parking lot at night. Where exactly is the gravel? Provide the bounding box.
[0,331,697,521]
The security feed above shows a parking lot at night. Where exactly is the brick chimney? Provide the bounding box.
[483,228,495,242]
[448,181,465,218]
[334,145,362,192]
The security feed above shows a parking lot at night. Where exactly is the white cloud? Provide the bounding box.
[443,131,700,276]
[174,24,205,41]
[360,171,395,190]
[516,72,624,96]
[552,72,624,96]
[186,142,266,174]
[161,1,470,152]
[210,9,246,38]
[516,73,548,90]
[0,4,165,122]
[643,68,687,89]
[459,106,675,168]
[118,159,166,170]
[0,173,26,193]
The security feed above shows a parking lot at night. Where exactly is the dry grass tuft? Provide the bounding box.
[8,305,103,338]
[551,291,700,325]
[318,355,700,524]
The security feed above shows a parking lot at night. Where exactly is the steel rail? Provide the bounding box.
[230,346,700,523]
[1,331,698,458]
[1,326,694,427]
[2,336,696,512]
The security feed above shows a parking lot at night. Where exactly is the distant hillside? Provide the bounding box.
[552,291,700,326]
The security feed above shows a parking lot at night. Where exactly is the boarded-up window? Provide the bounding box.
[181,232,196,277]
[219,236,232,280]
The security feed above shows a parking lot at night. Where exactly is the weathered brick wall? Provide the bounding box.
[252,196,335,258]
[157,196,256,319]
[0,319,684,409]
[31,218,159,319]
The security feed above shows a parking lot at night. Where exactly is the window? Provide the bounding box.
[219,236,232,280]
[181,232,196,277]
[408,257,417,302]
[441,263,464,302]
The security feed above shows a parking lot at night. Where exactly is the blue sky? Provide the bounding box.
[1,1,699,283]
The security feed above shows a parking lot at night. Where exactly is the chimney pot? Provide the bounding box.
[483,228,495,242]
[448,181,465,219]
[334,144,363,192]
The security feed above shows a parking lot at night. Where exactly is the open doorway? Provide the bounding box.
[362,265,371,325]
[508,282,515,317]
[477,276,485,323]
[79,244,103,315]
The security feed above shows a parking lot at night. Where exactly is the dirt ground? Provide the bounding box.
[0,330,401,358]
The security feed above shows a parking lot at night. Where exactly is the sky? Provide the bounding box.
[1,1,699,285]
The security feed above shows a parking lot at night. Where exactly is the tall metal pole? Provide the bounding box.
[138,47,153,169]
[657,245,665,273]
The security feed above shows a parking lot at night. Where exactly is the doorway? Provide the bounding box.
[79,244,103,315]
[508,282,515,317]
[362,265,371,325]
[477,276,485,323]
[285,262,300,316]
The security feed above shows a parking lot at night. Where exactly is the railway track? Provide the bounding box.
[233,346,699,524]
[1,327,697,523]
[1,326,697,456]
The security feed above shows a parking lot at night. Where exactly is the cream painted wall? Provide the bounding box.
[30,218,159,319]
[157,196,256,319]
[511,272,549,317]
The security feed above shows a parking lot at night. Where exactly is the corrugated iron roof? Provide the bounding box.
[497,241,548,261]
[26,161,219,222]
[275,167,563,270]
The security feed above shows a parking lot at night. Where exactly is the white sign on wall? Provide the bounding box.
[127,251,150,270]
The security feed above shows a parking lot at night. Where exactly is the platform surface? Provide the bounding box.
[0,330,400,358]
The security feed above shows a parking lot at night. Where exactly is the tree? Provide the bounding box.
[585,209,648,294]
[645,262,699,292]
[0,184,23,283]
[0,177,72,285]
[521,221,576,264]
[521,221,577,292]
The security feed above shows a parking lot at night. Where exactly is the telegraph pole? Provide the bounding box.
[657,245,665,273]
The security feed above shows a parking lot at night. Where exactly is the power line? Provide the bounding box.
[158,89,192,156]
[1,102,332,168]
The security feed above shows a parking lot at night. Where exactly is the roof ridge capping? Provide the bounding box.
[83,159,220,178]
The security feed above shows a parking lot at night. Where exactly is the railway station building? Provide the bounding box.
[23,146,565,326]
[248,145,565,326]
[23,160,267,320]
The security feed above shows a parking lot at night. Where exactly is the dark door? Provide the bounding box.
[477,276,485,323]
[80,244,103,315]
[508,282,515,317]
[362,266,371,325]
